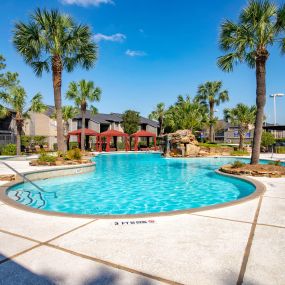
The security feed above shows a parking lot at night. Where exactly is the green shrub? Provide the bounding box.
[275,146,285,154]
[21,136,32,147]
[116,142,125,150]
[38,152,56,163]
[53,143,58,151]
[69,142,78,149]
[230,150,249,156]
[65,148,82,160]
[33,136,47,145]
[261,132,275,148]
[231,160,245,168]
[1,144,17,155]
[268,160,282,166]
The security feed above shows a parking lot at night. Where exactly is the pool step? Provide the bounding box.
[12,190,49,209]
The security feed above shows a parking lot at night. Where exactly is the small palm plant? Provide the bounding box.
[165,95,208,132]
[196,81,229,142]
[0,87,46,155]
[66,80,101,151]
[13,8,97,152]
[51,105,78,135]
[149,103,166,136]
[224,103,257,150]
[218,0,285,164]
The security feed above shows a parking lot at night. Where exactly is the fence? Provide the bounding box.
[0,134,16,146]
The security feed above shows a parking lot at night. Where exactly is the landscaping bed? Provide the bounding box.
[0,174,16,181]
[220,162,285,178]
[29,148,92,166]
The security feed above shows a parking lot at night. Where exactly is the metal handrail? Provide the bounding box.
[0,161,57,197]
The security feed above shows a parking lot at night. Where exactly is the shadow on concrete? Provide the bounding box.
[0,253,157,285]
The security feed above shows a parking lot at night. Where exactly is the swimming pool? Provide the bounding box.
[7,154,257,216]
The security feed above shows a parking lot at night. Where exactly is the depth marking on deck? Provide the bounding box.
[114,219,156,226]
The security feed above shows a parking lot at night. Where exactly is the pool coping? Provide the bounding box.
[0,159,266,219]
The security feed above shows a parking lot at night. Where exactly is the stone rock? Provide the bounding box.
[169,130,198,145]
[186,144,200,156]
[55,160,64,166]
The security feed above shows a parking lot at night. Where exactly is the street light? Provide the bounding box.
[270,93,285,125]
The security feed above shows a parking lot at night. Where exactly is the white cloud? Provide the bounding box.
[93,33,126,43]
[125,49,147,57]
[61,0,114,7]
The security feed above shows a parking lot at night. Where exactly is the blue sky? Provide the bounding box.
[0,0,284,123]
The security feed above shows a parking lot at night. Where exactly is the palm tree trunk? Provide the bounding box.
[239,133,244,150]
[81,108,86,151]
[52,55,65,153]
[65,121,69,135]
[16,122,21,156]
[251,55,267,165]
[209,102,214,142]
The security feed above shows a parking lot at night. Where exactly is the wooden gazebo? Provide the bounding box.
[131,130,157,151]
[67,128,99,150]
[98,130,129,152]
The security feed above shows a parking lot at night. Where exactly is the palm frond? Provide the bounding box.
[90,105,98,116]
[13,8,98,77]
[0,105,9,119]
[217,52,243,72]
[29,92,47,113]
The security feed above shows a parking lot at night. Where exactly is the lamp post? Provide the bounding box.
[270,93,285,125]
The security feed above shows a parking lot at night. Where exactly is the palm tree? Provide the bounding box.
[165,95,208,133]
[51,105,78,135]
[224,104,257,150]
[66,80,101,151]
[149,103,166,135]
[0,87,46,155]
[13,9,97,153]
[218,0,285,164]
[196,81,229,142]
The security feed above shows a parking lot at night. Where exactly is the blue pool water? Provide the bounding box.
[7,154,256,215]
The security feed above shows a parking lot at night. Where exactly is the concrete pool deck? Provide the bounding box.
[0,154,284,284]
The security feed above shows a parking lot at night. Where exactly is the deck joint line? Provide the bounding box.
[0,228,41,244]
[263,195,285,200]
[0,244,43,265]
[45,218,98,243]
[44,243,183,285]
[189,213,253,225]
[236,195,264,285]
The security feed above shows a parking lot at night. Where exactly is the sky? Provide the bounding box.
[0,0,284,123]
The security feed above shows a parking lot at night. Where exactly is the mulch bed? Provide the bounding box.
[220,164,285,178]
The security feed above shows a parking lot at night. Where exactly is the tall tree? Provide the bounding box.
[196,81,229,142]
[13,9,97,152]
[66,80,101,150]
[0,86,46,155]
[122,110,140,135]
[218,0,285,164]
[0,55,19,91]
[149,102,166,135]
[165,95,208,133]
[51,105,79,135]
[224,103,257,149]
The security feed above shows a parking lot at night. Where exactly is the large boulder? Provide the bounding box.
[166,130,200,157]
[170,130,198,145]
[186,144,200,156]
